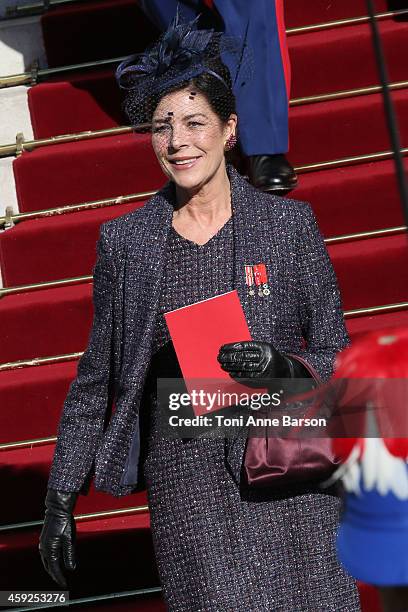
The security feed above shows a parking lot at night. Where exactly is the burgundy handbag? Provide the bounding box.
[243,358,340,488]
[243,435,340,488]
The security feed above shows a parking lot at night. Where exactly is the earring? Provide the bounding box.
[225,133,237,151]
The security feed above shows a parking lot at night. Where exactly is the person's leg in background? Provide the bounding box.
[138,0,296,193]
[213,0,296,192]
[138,0,192,28]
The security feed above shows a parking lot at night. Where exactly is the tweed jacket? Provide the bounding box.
[47,164,350,497]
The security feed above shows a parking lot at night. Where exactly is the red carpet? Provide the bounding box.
[0,200,143,286]
[285,0,390,28]
[0,511,158,595]
[290,17,408,98]
[292,157,407,236]
[13,133,165,213]
[28,14,408,138]
[3,156,408,287]
[1,1,406,610]
[0,441,147,524]
[41,0,159,67]
[16,89,408,215]
[29,69,123,138]
[1,230,407,363]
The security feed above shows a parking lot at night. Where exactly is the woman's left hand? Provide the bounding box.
[217,340,290,388]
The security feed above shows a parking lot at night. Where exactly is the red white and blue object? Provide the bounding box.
[330,327,408,587]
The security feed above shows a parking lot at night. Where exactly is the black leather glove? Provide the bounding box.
[38,488,78,588]
[217,340,312,388]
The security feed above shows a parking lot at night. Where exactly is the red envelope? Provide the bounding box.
[164,290,264,415]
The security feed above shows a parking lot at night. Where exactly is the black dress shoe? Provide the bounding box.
[248,154,298,193]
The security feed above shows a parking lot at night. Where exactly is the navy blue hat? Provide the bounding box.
[116,6,252,129]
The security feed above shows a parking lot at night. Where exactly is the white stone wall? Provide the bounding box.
[0,12,42,288]
[0,85,33,143]
[0,15,46,75]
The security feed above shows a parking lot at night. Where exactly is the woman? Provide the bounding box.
[39,13,361,611]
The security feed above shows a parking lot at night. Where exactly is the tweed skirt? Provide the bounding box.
[142,389,361,612]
